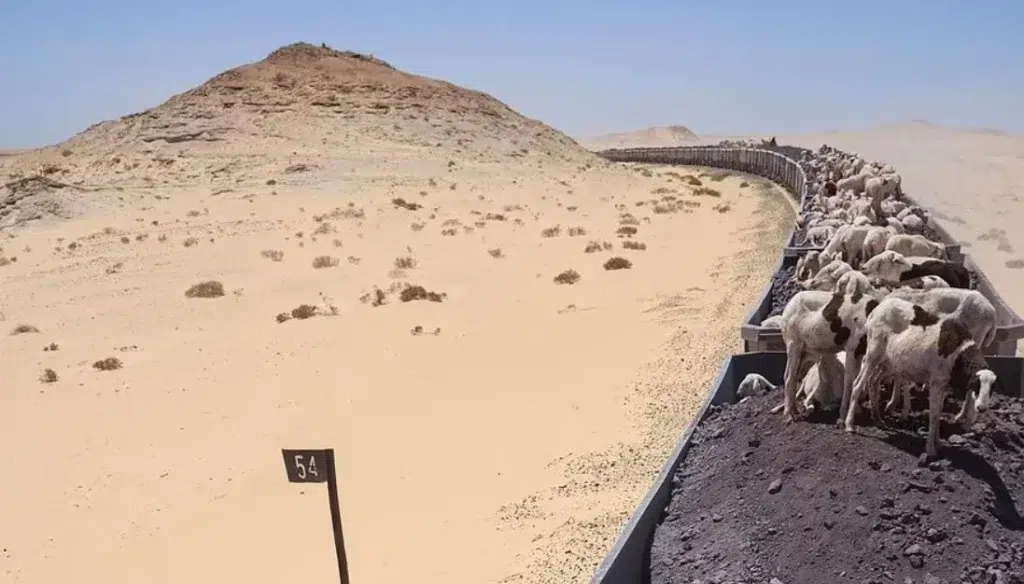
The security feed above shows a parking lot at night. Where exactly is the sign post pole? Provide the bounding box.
[282,448,350,584]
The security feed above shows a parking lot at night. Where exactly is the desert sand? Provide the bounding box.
[0,44,795,583]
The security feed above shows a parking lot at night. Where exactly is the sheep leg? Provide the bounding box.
[925,376,947,460]
[885,381,902,414]
[902,383,913,418]
[782,342,805,422]
[868,376,888,430]
[839,351,863,424]
[953,390,979,428]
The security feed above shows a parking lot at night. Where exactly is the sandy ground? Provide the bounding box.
[0,152,793,583]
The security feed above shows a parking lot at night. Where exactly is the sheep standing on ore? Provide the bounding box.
[880,287,998,416]
[780,290,879,422]
[844,297,997,459]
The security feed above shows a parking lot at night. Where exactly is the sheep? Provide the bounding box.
[885,233,945,259]
[760,314,783,329]
[769,352,845,415]
[806,257,853,291]
[822,224,871,267]
[885,217,906,234]
[844,297,997,459]
[737,373,775,399]
[805,225,835,246]
[860,250,971,289]
[780,290,879,421]
[901,214,925,233]
[905,275,950,290]
[886,287,997,351]
[795,250,822,282]
[862,225,895,261]
[834,270,874,295]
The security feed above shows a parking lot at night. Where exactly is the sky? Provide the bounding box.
[1,0,1022,148]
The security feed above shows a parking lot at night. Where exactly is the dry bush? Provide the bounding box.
[105,262,124,275]
[694,187,722,198]
[585,240,613,253]
[739,181,750,188]
[40,368,59,383]
[44,342,59,351]
[651,187,674,195]
[623,240,647,251]
[487,247,504,258]
[399,285,446,303]
[707,170,732,182]
[93,357,123,371]
[0,256,14,266]
[187,209,202,217]
[120,236,130,244]
[261,249,284,262]
[441,228,458,237]
[713,202,732,213]
[183,237,199,247]
[682,175,703,186]
[541,226,562,238]
[314,222,335,235]
[485,213,507,221]
[185,280,225,298]
[1006,259,1024,270]
[394,256,418,270]
[653,202,679,214]
[619,213,641,226]
[411,222,426,231]
[312,255,339,269]
[11,324,39,335]
[291,304,318,319]
[616,226,638,236]
[603,257,633,270]
[568,226,587,236]
[554,269,581,285]
[392,197,422,211]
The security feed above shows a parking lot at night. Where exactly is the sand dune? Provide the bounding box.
[580,125,700,151]
[0,44,795,583]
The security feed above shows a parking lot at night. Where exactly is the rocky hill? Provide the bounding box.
[1,42,596,192]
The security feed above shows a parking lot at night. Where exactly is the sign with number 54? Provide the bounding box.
[282,449,328,483]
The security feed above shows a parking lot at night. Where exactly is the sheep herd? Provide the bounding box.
[748,145,1000,460]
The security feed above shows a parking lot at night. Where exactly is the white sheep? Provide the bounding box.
[834,270,874,295]
[806,258,853,291]
[885,217,906,234]
[795,250,822,282]
[822,224,871,267]
[886,287,997,352]
[769,352,845,415]
[901,214,925,233]
[862,225,895,261]
[860,250,971,288]
[760,314,783,329]
[805,225,835,246]
[780,290,878,421]
[737,373,775,399]
[844,297,997,458]
[885,233,945,259]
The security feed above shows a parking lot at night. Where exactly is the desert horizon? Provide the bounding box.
[2,37,1023,584]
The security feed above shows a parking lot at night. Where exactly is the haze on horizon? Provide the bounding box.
[2,0,1022,149]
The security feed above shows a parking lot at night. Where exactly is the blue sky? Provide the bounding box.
[1,0,1022,148]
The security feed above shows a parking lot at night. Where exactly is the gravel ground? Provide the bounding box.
[649,385,1024,584]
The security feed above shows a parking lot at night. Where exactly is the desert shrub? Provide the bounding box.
[11,324,39,335]
[616,226,638,236]
[567,226,587,236]
[394,257,417,269]
[622,240,647,251]
[541,226,561,238]
[261,249,284,262]
[585,240,613,253]
[554,269,581,285]
[185,280,225,298]
[694,187,722,197]
[312,255,339,269]
[604,257,633,270]
[488,248,504,258]
[93,357,123,371]
[40,368,58,383]
[399,285,445,302]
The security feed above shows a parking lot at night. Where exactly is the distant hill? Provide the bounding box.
[579,125,700,150]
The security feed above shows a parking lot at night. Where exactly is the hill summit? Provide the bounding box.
[2,42,595,189]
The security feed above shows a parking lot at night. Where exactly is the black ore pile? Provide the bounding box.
[649,386,1024,584]
[767,264,800,318]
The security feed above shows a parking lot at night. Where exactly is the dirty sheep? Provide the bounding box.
[844,297,996,459]
[780,290,879,421]
[885,233,946,259]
